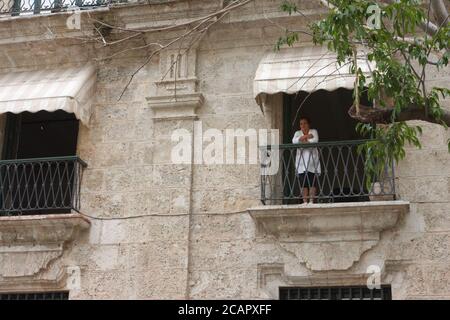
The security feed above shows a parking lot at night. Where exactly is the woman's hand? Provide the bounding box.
[299,135,309,142]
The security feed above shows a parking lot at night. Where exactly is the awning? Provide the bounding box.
[254,46,374,106]
[0,64,96,125]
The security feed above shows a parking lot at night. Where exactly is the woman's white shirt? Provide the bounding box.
[292,129,321,174]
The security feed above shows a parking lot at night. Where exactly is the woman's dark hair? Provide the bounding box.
[299,116,311,125]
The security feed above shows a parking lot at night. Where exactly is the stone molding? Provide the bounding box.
[249,201,409,271]
[0,214,90,282]
[257,263,385,299]
[258,259,414,299]
[155,77,199,95]
[147,92,204,120]
[148,40,205,120]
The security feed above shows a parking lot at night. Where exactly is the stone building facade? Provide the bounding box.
[0,0,448,300]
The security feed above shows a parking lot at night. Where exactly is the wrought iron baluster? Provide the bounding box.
[260,140,396,204]
[0,156,87,216]
[2,0,110,15]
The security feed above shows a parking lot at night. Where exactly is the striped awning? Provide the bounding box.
[0,64,96,125]
[254,46,374,106]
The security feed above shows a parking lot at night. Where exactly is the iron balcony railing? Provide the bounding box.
[0,156,87,216]
[0,0,110,16]
[260,140,396,205]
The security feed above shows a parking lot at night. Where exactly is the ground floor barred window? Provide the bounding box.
[0,291,69,300]
[280,286,392,300]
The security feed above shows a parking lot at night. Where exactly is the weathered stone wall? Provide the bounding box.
[391,121,450,299]
[0,0,448,299]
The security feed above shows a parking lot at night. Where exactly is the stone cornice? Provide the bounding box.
[0,213,90,245]
[249,201,409,239]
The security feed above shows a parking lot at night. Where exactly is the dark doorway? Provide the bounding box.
[2,110,79,160]
[282,88,370,144]
[281,89,371,204]
[0,111,79,215]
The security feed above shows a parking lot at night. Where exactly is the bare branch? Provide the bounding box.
[90,0,254,34]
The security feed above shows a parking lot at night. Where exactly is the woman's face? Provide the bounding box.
[300,119,310,132]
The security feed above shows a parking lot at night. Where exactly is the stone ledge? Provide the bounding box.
[147,92,204,120]
[249,201,409,240]
[249,201,409,271]
[0,213,90,244]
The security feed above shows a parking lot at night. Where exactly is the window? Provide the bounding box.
[0,110,86,215]
[0,291,69,300]
[279,286,392,300]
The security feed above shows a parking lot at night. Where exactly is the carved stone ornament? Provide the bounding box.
[249,201,409,271]
[0,213,90,289]
[147,42,204,120]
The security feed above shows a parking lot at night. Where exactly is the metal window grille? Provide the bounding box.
[0,291,69,300]
[279,286,392,300]
[260,140,396,205]
[0,156,87,216]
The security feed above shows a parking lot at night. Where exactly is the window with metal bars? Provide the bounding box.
[279,286,392,300]
[0,291,69,300]
[0,111,87,216]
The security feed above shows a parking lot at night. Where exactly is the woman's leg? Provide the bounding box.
[298,173,309,203]
[309,172,318,203]
[309,187,316,203]
[302,188,309,203]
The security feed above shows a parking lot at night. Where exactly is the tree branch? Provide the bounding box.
[348,103,450,126]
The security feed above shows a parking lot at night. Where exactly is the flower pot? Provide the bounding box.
[369,182,394,201]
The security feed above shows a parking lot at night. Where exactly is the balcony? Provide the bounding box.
[0,156,89,283]
[0,0,111,16]
[0,156,87,216]
[260,140,396,205]
[251,140,408,271]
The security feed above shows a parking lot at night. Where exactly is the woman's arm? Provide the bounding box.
[308,129,319,143]
[292,131,302,144]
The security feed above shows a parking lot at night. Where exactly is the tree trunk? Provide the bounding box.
[431,0,449,26]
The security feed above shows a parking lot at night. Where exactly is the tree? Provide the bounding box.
[80,0,448,179]
[278,0,449,180]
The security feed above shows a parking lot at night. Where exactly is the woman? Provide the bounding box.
[292,117,321,203]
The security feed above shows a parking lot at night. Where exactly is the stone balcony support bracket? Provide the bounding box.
[0,213,90,282]
[249,201,410,271]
